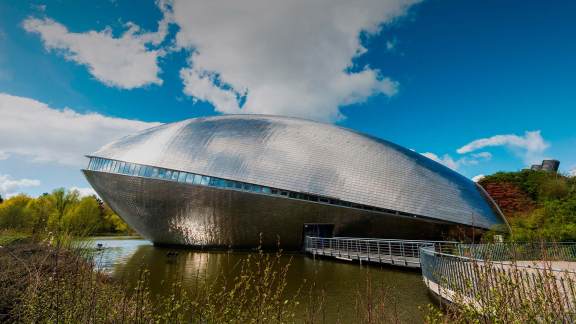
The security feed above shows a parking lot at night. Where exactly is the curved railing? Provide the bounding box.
[420,243,576,316]
[455,242,576,261]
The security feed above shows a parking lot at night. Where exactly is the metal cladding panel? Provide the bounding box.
[92,115,505,229]
[83,170,458,248]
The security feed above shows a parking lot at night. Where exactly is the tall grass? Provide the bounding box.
[424,245,576,323]
[1,237,309,323]
[0,233,413,323]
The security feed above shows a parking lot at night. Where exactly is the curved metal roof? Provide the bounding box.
[91,114,505,229]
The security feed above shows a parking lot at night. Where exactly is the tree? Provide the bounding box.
[0,194,33,230]
[25,195,54,234]
[47,188,79,233]
[63,196,101,235]
[0,193,3,204]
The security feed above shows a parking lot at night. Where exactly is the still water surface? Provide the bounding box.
[87,237,431,323]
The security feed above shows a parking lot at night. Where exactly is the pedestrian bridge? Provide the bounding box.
[420,243,576,315]
[305,237,576,316]
[304,236,457,268]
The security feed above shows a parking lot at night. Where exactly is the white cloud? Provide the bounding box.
[22,0,172,89]
[471,152,492,160]
[569,168,576,177]
[173,0,418,121]
[70,186,98,198]
[0,174,41,198]
[457,131,549,165]
[421,152,460,170]
[0,151,9,160]
[471,174,485,182]
[421,150,492,171]
[0,93,161,167]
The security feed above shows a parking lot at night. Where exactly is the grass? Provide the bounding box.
[7,233,573,323]
[423,245,576,323]
[0,233,411,323]
[0,230,30,246]
[0,235,310,323]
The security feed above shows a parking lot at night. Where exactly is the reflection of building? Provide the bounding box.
[530,160,560,172]
[83,115,507,249]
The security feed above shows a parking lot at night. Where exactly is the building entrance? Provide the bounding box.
[302,223,334,239]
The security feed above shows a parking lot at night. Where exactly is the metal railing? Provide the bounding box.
[304,236,458,268]
[455,242,576,261]
[420,244,576,314]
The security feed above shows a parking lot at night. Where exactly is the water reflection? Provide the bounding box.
[86,237,431,323]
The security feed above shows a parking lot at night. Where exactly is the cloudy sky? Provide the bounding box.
[0,0,575,197]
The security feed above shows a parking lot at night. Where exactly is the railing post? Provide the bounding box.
[401,241,406,266]
[377,241,381,263]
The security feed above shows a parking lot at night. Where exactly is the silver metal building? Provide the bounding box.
[83,115,507,248]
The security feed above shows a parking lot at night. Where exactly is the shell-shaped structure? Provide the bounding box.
[83,115,506,248]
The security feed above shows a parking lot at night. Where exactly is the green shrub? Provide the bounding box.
[0,188,132,236]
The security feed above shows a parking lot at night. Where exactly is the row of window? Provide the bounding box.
[87,157,272,194]
[86,157,413,217]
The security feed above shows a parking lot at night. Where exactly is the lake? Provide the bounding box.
[86,236,432,323]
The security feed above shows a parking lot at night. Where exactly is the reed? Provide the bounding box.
[424,244,576,323]
[0,235,308,323]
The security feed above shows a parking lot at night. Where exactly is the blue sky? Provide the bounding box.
[0,0,575,197]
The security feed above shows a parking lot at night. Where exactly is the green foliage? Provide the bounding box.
[508,197,576,241]
[424,247,576,323]
[539,177,570,200]
[479,169,568,202]
[0,195,33,230]
[0,230,29,246]
[2,241,306,323]
[25,194,53,234]
[62,196,101,235]
[0,188,132,236]
[482,170,576,242]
